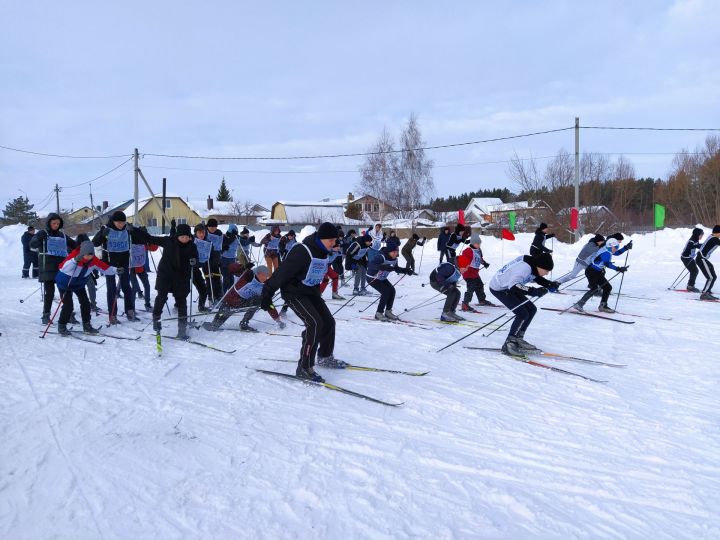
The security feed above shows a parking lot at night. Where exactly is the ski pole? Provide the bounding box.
[668,268,688,290]
[40,273,76,338]
[404,296,445,314]
[613,251,631,311]
[19,286,41,303]
[555,271,623,315]
[403,291,443,313]
[559,274,587,291]
[108,269,123,325]
[436,296,535,353]
[358,274,407,313]
[189,258,196,326]
[332,294,356,316]
[417,241,426,274]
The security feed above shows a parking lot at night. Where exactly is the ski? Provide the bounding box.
[696,298,720,303]
[566,289,658,301]
[96,332,140,341]
[423,318,483,328]
[258,358,429,376]
[613,310,672,321]
[541,307,636,324]
[156,332,162,357]
[254,369,404,406]
[41,331,105,344]
[464,347,626,367]
[359,316,431,330]
[161,335,236,353]
[508,355,608,383]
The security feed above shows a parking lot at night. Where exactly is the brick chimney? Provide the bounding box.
[207,195,214,210]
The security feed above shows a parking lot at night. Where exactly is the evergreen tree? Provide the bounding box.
[217,177,232,201]
[3,196,38,225]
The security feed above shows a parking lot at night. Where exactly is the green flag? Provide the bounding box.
[508,211,516,232]
[654,203,665,229]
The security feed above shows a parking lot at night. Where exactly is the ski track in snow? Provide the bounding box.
[1,224,719,539]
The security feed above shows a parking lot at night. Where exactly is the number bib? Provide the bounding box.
[46,234,68,257]
[107,229,130,252]
[223,237,239,259]
[470,248,483,269]
[195,238,212,263]
[266,236,280,251]
[298,244,329,287]
[208,232,223,251]
[237,277,265,300]
[130,244,146,268]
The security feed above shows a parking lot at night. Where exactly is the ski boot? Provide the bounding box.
[440,311,457,322]
[108,315,121,325]
[152,318,162,333]
[501,337,524,358]
[69,312,80,325]
[41,312,50,325]
[516,331,539,352]
[374,311,388,321]
[451,311,466,321]
[686,285,700,292]
[90,302,100,313]
[332,292,346,300]
[296,365,324,382]
[598,303,616,313]
[572,303,585,313]
[126,309,140,322]
[384,309,400,321]
[240,320,258,332]
[176,322,189,341]
[359,288,369,296]
[352,288,360,296]
[144,302,152,312]
[477,299,497,307]
[461,303,479,313]
[83,322,100,335]
[198,304,211,313]
[316,354,349,369]
[57,323,72,336]
[700,291,718,301]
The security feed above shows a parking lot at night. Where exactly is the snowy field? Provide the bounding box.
[1,223,718,540]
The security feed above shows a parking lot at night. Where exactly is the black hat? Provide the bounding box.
[111,211,127,222]
[532,252,554,271]
[287,229,296,236]
[194,223,206,233]
[241,227,250,235]
[207,218,218,228]
[347,229,356,236]
[455,224,465,233]
[609,232,624,242]
[176,224,192,237]
[539,222,548,230]
[27,225,35,231]
[691,227,704,240]
[412,233,419,240]
[317,222,338,239]
[591,234,605,244]
[360,234,372,244]
[713,225,720,234]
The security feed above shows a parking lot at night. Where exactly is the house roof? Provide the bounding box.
[557,205,615,216]
[487,201,530,212]
[465,197,504,215]
[278,203,347,223]
[186,199,238,219]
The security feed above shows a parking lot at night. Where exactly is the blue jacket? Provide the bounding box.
[366,248,399,281]
[590,245,629,272]
[386,235,401,252]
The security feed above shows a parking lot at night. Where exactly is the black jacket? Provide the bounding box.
[92,219,151,268]
[21,231,34,253]
[530,229,554,256]
[29,213,77,282]
[147,233,199,295]
[263,233,330,300]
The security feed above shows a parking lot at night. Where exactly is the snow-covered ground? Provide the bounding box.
[1,224,718,539]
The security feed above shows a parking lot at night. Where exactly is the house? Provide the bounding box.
[486,200,553,231]
[347,194,398,222]
[271,200,347,224]
[557,205,618,233]
[67,206,94,224]
[124,194,202,230]
[463,198,504,224]
[187,197,270,225]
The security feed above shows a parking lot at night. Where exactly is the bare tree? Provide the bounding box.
[231,200,257,225]
[507,151,542,196]
[357,128,399,221]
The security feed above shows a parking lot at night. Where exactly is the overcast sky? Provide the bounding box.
[2,0,719,214]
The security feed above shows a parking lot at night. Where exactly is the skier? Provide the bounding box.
[238,227,261,267]
[456,233,493,311]
[366,244,414,321]
[368,223,385,252]
[489,252,557,356]
[54,241,116,336]
[260,222,343,381]
[530,223,555,256]
[696,225,720,300]
[148,223,199,340]
[204,218,224,304]
[555,234,606,285]
[446,224,470,265]
[572,238,630,313]
[345,233,373,295]
[438,226,450,264]
[279,229,298,262]
[75,233,99,312]
[386,230,401,252]
[401,233,426,274]
[320,239,345,300]
[21,225,38,279]
[192,223,212,312]
[429,261,464,322]
[681,227,704,293]
[31,213,77,324]
[92,211,151,323]
[129,232,154,312]
[203,263,284,332]
[261,225,283,276]
[220,223,241,293]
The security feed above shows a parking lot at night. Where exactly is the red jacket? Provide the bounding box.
[459,247,486,280]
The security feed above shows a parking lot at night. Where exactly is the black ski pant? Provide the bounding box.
[221,257,235,293]
[153,287,188,331]
[681,257,698,287]
[579,267,611,306]
[697,256,716,294]
[207,259,222,304]
[131,270,151,305]
[192,266,209,308]
[463,277,486,304]
[490,288,536,338]
[23,251,38,278]
[41,279,58,316]
[369,279,396,313]
[439,248,448,264]
[58,287,91,325]
[284,294,335,370]
[430,282,460,313]
[106,270,134,317]
[402,252,415,273]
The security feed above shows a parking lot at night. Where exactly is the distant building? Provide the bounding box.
[67,206,94,224]
[187,197,270,225]
[271,200,347,224]
[124,194,202,229]
[487,200,552,231]
[348,195,398,222]
[464,197,504,224]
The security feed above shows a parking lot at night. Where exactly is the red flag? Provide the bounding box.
[458,209,465,225]
[501,228,515,241]
[570,208,579,230]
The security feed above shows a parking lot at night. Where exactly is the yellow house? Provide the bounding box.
[125,195,202,228]
[67,206,94,223]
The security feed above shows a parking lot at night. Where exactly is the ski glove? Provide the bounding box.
[625,241,633,250]
[616,266,629,273]
[249,235,256,242]
[260,293,274,312]
[546,233,556,239]
[529,287,548,297]
[483,262,490,269]
[189,258,197,267]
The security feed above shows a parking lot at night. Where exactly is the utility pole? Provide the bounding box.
[89,184,96,231]
[161,177,167,234]
[574,117,580,242]
[133,148,139,225]
[55,183,61,215]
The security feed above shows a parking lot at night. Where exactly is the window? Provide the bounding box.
[176,218,187,225]
[147,218,158,227]
[164,199,172,209]
[373,204,379,212]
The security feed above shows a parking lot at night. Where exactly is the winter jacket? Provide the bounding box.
[697,236,720,260]
[367,247,408,281]
[21,231,34,254]
[238,234,261,257]
[368,229,385,251]
[401,235,425,256]
[682,228,704,259]
[386,234,401,252]
[206,229,224,263]
[344,237,371,270]
[446,231,470,254]
[576,240,604,268]
[590,245,629,272]
[30,213,77,282]
[489,255,552,293]
[262,233,332,300]
[279,234,297,260]
[261,229,283,257]
[459,246,488,280]
[437,229,450,252]
[55,247,115,291]
[530,228,555,256]
[223,267,280,319]
[430,262,461,286]
[146,233,199,296]
[92,219,151,268]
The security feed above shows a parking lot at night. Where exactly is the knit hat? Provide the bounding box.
[287,229,296,236]
[470,233,481,244]
[538,222,548,230]
[79,240,95,257]
[176,224,192,237]
[348,229,356,236]
[455,224,465,234]
[360,234,372,245]
[609,232,624,242]
[228,262,245,275]
[111,211,126,222]
[691,227,704,240]
[207,218,218,228]
[317,222,338,239]
[532,252,554,271]
[27,225,35,231]
[240,226,249,235]
[194,223,206,233]
[591,234,605,244]
[227,224,238,234]
[253,265,269,276]
[713,225,720,234]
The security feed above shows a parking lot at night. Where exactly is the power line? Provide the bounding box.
[582,126,720,131]
[59,157,133,189]
[0,144,130,159]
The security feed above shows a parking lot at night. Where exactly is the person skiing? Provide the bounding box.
[696,225,720,300]
[261,225,283,276]
[54,241,116,336]
[429,262,464,322]
[345,233,373,295]
[681,227,704,293]
[368,223,385,252]
[203,263,284,332]
[555,234,606,285]
[204,218,224,303]
[148,222,199,340]
[238,227,261,266]
[456,233,493,311]
[386,230,401,252]
[438,226,450,264]
[220,223,241,293]
[279,229,298,262]
[401,233,426,273]
[530,223,555,256]
[320,238,345,300]
[446,224,470,265]
[129,231,154,312]
[366,244,414,321]
[572,238,630,313]
[21,225,38,279]
[31,213,77,324]
[260,222,342,381]
[192,223,212,312]
[489,253,557,357]
[75,233,100,312]
[92,211,151,323]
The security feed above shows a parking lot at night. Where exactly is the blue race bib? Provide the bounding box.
[222,237,239,259]
[266,236,280,251]
[238,278,265,300]
[107,229,130,252]
[46,234,68,257]
[208,232,223,251]
[195,238,212,263]
[130,244,146,268]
